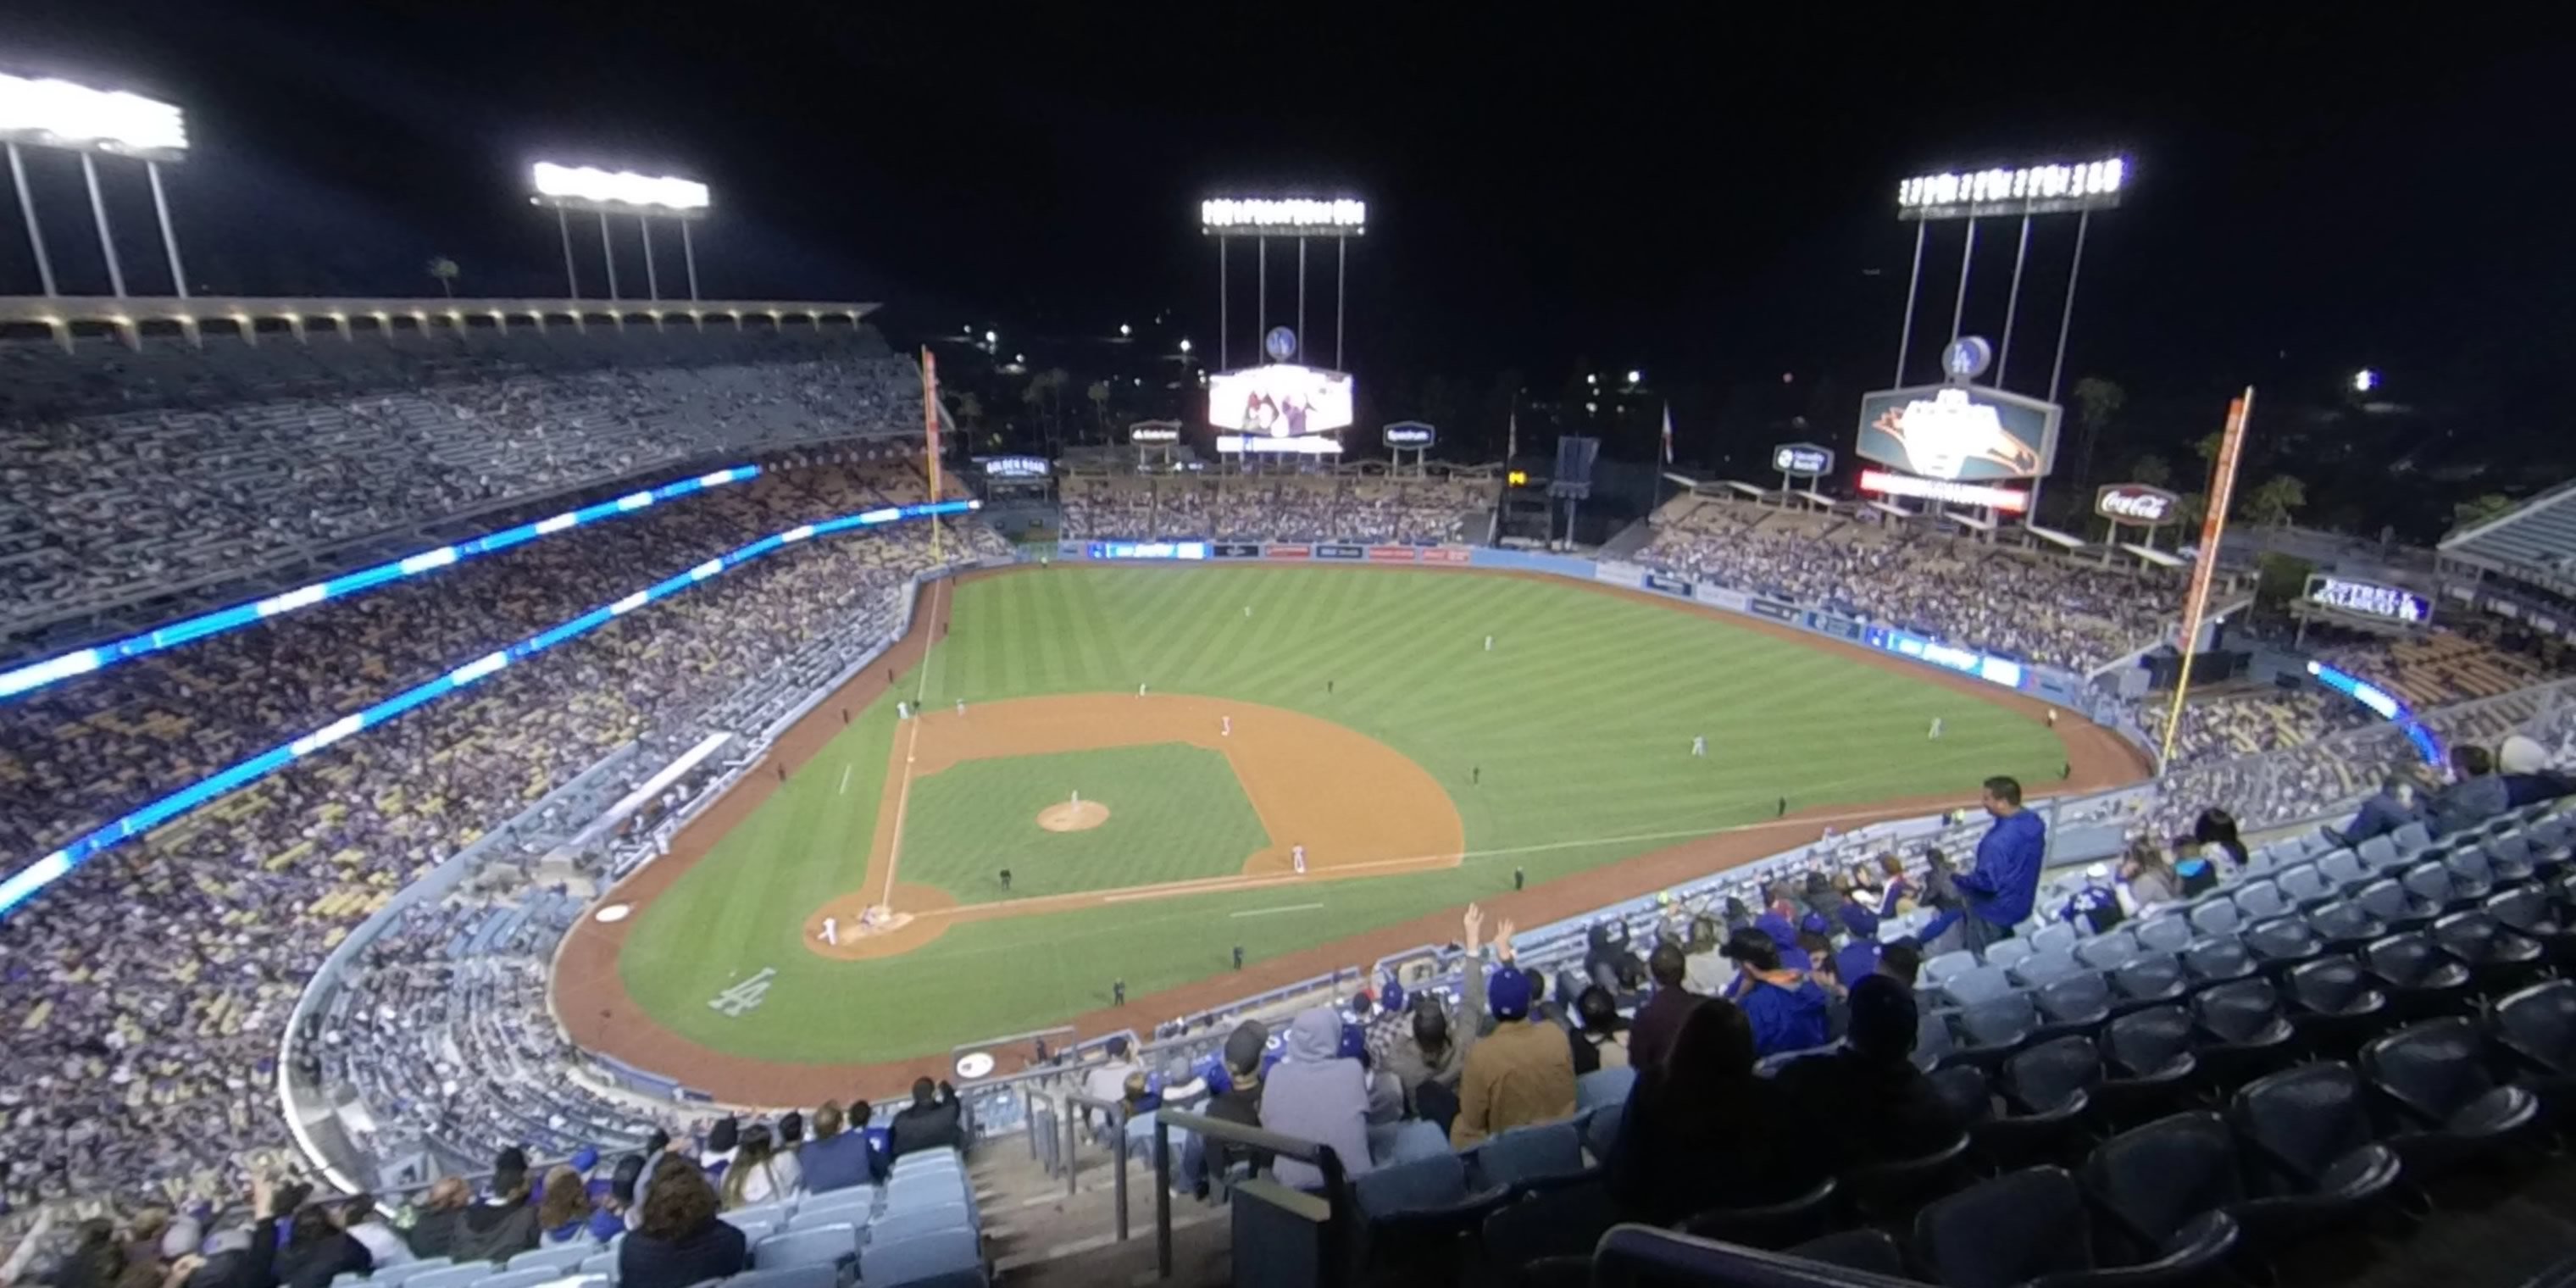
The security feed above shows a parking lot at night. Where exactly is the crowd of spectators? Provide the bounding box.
[2146,689,2375,768]
[1058,473,1493,545]
[1635,499,2181,673]
[0,327,922,634]
[0,451,1003,1220]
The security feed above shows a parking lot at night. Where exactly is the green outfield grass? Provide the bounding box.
[897,743,1269,903]
[615,564,2071,1064]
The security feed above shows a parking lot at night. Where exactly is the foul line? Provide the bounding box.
[1230,902,1325,919]
[836,763,852,796]
[876,576,946,907]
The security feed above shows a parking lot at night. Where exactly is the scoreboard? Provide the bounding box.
[2302,575,2431,627]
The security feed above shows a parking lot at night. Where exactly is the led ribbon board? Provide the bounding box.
[2305,660,2445,767]
[1,467,763,703]
[0,498,978,918]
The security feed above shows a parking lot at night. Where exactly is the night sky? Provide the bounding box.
[2,4,2570,530]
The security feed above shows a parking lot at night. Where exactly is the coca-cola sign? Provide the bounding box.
[2096,483,2179,525]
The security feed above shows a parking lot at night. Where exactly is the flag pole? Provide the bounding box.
[2157,388,2254,769]
[923,347,944,566]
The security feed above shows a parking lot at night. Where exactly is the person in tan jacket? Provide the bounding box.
[1450,919,1576,1148]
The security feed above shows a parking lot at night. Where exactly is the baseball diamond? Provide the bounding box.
[552,564,2140,1102]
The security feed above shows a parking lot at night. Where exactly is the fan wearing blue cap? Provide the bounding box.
[1451,912,1576,1148]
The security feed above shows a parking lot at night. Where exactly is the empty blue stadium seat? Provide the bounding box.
[464,1269,561,1288]
[1575,1065,1635,1111]
[859,1228,985,1288]
[504,1246,592,1276]
[1470,1121,1586,1191]
[405,1264,492,1288]
[869,1204,971,1248]
[754,1223,860,1270]
[728,1265,835,1288]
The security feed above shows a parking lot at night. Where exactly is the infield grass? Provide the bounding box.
[897,743,1269,903]
[617,564,2069,1063]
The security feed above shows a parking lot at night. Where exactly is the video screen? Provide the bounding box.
[1207,364,1355,436]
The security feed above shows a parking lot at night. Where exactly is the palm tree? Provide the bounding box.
[426,257,460,297]
[2240,475,2307,526]
[1087,380,1112,442]
[2068,376,2124,492]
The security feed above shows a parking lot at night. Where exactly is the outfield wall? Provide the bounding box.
[1046,538,2126,727]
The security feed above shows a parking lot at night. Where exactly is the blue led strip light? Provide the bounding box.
[0,466,765,703]
[0,497,980,918]
[2305,660,2447,767]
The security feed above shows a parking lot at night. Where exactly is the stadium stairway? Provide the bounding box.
[972,1128,1237,1286]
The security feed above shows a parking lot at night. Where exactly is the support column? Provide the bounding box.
[7,143,58,297]
[146,161,187,298]
[80,153,126,298]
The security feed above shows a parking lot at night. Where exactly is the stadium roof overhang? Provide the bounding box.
[0,295,879,341]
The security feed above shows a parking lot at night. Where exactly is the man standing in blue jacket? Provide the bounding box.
[1946,775,2046,952]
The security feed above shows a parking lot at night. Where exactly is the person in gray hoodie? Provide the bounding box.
[1258,1006,1399,1189]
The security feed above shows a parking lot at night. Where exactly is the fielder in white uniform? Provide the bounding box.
[1292,845,1307,874]
[1221,715,1232,736]
[1139,682,1149,697]
[1690,735,1707,757]
[1929,718,1945,740]
[954,698,965,717]
[1483,635,1494,652]
[819,917,839,947]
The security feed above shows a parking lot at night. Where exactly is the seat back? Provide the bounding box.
[1914,1166,2095,1286]
[465,1270,558,1288]
[2365,931,2453,987]
[407,1265,490,1288]
[2230,1063,2379,1179]
[2005,1035,2101,1113]
[1478,1177,1618,1274]
[1942,964,2015,1007]
[1923,949,1980,986]
[2306,900,2384,946]
[1575,1066,1635,1112]
[375,1263,455,1288]
[1982,936,2037,973]
[729,1266,836,1288]
[2432,910,2518,964]
[2496,980,2576,1071]
[2038,972,2112,1026]
[1958,992,2040,1051]
[1352,1151,1469,1219]
[504,1246,593,1276]
[2011,949,2082,989]
[2112,952,2186,1003]
[868,1205,969,1249]
[2287,954,2379,1015]
[2232,880,2290,921]
[2447,847,2498,891]
[2319,850,2369,888]
[753,1224,860,1270]
[2484,886,2555,935]
[858,1229,982,1288]
[792,1189,874,1227]
[1929,1065,1993,1124]
[2276,863,2335,907]
[2081,1112,2246,1245]
[2187,897,2242,940]
[724,1202,788,1230]
[2029,923,2081,956]
[1470,1121,1585,1191]
[2363,1018,2498,1119]
[2400,862,2457,907]
[2183,935,2255,985]
[1915,1007,1958,1069]
[2245,915,2322,963]
[2391,821,2434,855]
[2104,1005,2194,1077]
[2195,979,2285,1046]
[2356,835,2401,871]
[2134,915,2192,954]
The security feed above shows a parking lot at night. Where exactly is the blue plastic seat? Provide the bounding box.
[2009,949,2083,989]
[859,1228,985,1288]
[464,1270,559,1288]
[1575,1066,1635,1112]
[753,1224,860,1270]
[1982,937,2037,974]
[1470,1121,1586,1191]
[869,1205,970,1248]
[2076,930,2142,972]
[730,1267,835,1288]
[1940,964,2016,1008]
[2187,897,2242,941]
[405,1265,491,1288]
[504,1246,593,1277]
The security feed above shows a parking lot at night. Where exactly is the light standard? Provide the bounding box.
[529,162,709,301]
[0,71,192,297]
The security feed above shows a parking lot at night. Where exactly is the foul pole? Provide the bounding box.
[922,347,945,565]
[2157,388,2254,767]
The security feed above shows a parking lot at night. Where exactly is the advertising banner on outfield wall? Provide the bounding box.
[1805,612,1863,641]
[1314,544,1365,559]
[1366,546,1418,563]
[1693,585,1750,613]
[1749,597,1799,623]
[1644,573,1693,597]
[1265,544,1312,559]
[1421,546,1473,564]
[1596,560,1646,589]
[1057,541,1087,558]
[1213,542,1263,558]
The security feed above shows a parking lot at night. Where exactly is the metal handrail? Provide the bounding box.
[1150,1108,1346,1282]
[1058,1091,1132,1242]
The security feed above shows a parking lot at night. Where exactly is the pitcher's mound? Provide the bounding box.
[1037,800,1111,832]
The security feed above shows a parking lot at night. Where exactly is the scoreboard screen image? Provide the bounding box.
[1207,364,1355,436]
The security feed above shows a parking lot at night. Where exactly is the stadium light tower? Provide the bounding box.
[1200,196,1365,369]
[529,162,709,302]
[0,71,192,298]
[2352,368,2379,393]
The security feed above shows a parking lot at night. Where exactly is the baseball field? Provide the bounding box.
[554,563,2143,1102]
